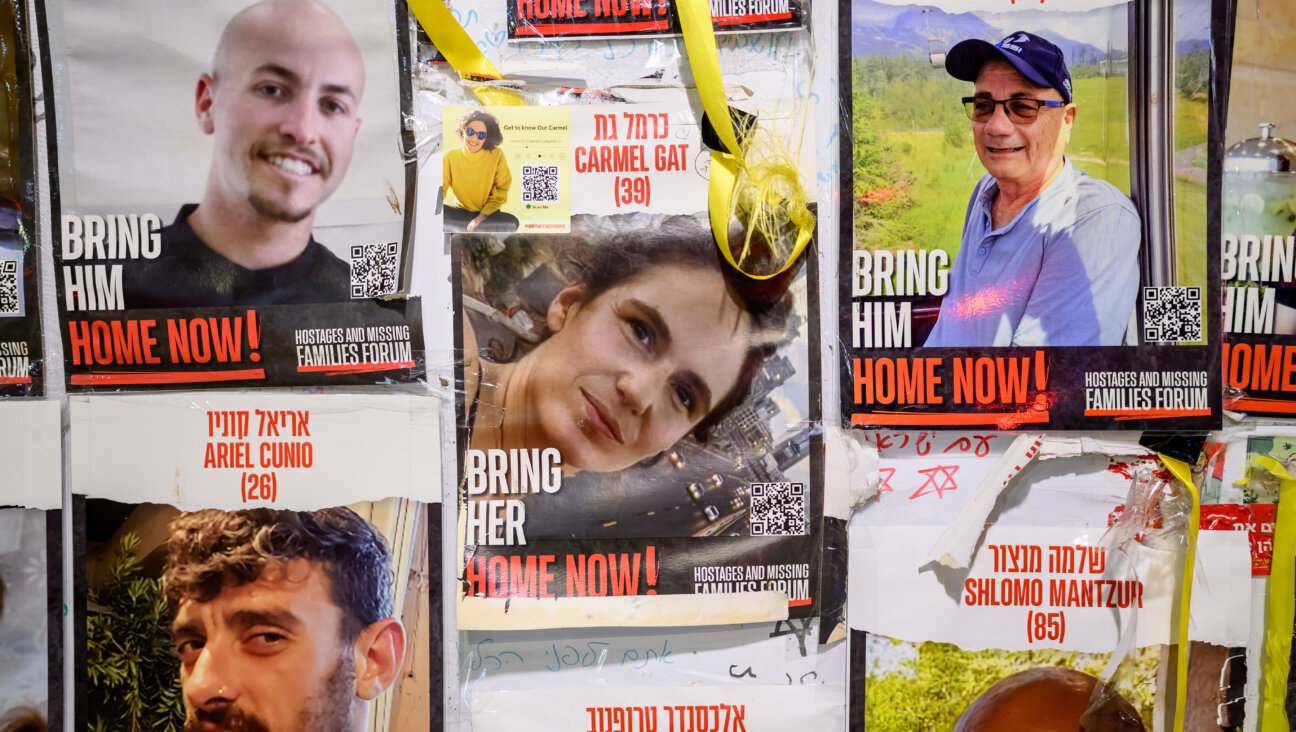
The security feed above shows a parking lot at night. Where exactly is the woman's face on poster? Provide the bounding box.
[524,265,753,473]
[463,120,488,153]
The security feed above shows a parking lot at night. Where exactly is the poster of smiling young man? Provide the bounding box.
[44,0,422,390]
[839,0,1222,429]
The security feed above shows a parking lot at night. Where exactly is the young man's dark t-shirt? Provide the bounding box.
[122,204,352,308]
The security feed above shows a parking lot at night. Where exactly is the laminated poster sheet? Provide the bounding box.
[0,0,43,396]
[448,102,823,629]
[505,0,804,40]
[70,394,442,730]
[849,431,1252,730]
[1220,1,1296,418]
[839,0,1222,430]
[45,0,424,391]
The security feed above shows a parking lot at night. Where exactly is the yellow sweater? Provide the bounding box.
[443,146,511,216]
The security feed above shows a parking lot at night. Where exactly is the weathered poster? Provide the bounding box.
[1219,1,1296,417]
[849,431,1254,730]
[450,103,822,628]
[840,0,1221,429]
[506,0,804,40]
[0,0,43,396]
[48,0,423,390]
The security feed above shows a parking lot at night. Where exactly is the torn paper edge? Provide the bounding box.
[923,434,1043,569]
[824,426,878,519]
[922,433,1159,570]
[457,591,790,630]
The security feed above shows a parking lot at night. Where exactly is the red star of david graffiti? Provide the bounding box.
[909,464,959,500]
[876,467,896,501]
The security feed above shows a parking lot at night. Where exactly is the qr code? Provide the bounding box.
[521,164,560,203]
[0,259,17,315]
[1143,286,1202,343]
[749,482,807,536]
[350,242,399,299]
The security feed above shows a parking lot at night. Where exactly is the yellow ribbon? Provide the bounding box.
[675,0,812,280]
[411,0,811,270]
[405,0,525,106]
[1235,456,1296,732]
[1157,455,1198,732]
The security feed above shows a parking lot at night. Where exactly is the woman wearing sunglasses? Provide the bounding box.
[443,109,520,233]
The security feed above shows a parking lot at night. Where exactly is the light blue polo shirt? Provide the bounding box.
[923,159,1141,347]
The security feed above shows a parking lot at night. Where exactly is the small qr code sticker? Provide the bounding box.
[749,482,807,536]
[0,259,17,315]
[521,164,560,203]
[1143,286,1201,343]
[350,242,399,299]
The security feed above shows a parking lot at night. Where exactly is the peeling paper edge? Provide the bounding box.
[0,400,62,509]
[923,432,1157,570]
[456,591,789,630]
[924,434,1043,569]
[824,426,877,519]
[1037,434,1152,460]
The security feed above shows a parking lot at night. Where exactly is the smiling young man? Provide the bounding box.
[162,508,405,732]
[123,0,365,308]
[922,31,1141,348]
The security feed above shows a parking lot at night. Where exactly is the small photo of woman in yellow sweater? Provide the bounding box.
[443,109,521,233]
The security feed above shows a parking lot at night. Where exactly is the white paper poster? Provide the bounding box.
[70,393,440,509]
[849,525,1251,652]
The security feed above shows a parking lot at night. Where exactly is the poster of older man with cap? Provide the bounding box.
[923,31,1141,348]
[839,0,1220,431]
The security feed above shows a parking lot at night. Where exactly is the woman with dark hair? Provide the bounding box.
[443,108,520,233]
[461,214,793,475]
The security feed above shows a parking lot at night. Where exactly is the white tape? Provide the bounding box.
[458,592,790,630]
[824,426,878,519]
[925,434,1042,569]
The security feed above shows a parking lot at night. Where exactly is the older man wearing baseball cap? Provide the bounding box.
[923,31,1141,348]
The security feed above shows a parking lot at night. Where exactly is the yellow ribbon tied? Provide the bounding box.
[1158,455,1199,732]
[406,0,525,106]
[675,0,814,279]
[1235,455,1296,732]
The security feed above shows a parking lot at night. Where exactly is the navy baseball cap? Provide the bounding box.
[945,31,1072,104]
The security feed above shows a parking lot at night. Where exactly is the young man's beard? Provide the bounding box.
[248,191,313,225]
[183,655,356,732]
